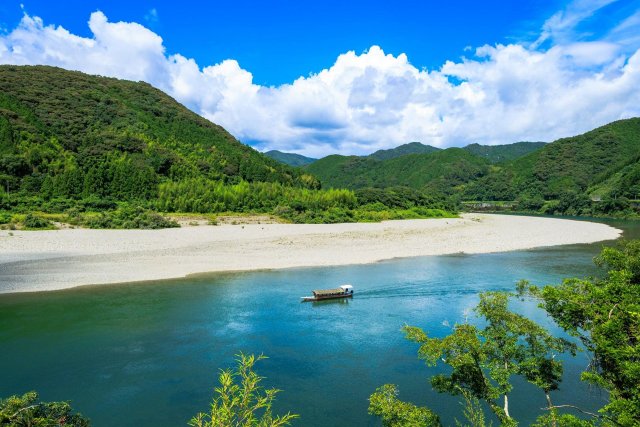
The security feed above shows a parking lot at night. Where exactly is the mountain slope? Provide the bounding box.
[463,118,640,201]
[305,118,640,209]
[463,141,546,163]
[305,141,544,192]
[0,65,314,202]
[307,148,489,193]
[368,142,440,161]
[264,150,317,167]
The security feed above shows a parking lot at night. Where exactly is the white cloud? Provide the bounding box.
[144,8,159,26]
[533,0,619,48]
[0,7,639,157]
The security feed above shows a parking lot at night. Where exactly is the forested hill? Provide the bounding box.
[0,65,317,200]
[464,118,640,205]
[303,140,546,192]
[304,118,640,216]
[306,148,489,193]
[267,140,543,169]
[264,150,317,167]
[463,141,546,163]
[0,65,457,227]
[368,142,440,161]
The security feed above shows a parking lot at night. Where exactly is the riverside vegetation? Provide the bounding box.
[0,65,453,230]
[2,241,638,426]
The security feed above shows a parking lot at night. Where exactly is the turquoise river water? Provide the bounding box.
[1,218,638,426]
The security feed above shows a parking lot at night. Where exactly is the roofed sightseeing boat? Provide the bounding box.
[301,284,354,302]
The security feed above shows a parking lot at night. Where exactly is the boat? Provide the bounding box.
[301,284,354,302]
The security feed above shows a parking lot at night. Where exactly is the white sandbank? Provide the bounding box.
[0,214,622,293]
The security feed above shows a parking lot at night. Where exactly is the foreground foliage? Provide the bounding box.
[0,391,89,426]
[189,354,298,427]
[520,240,640,426]
[369,384,441,426]
[370,241,640,426]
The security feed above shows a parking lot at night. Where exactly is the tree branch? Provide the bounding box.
[542,404,600,418]
[608,303,619,319]
[10,404,39,419]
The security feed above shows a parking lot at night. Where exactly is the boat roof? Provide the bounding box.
[312,288,346,296]
[312,285,353,296]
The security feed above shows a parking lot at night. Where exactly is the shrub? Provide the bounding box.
[83,207,179,229]
[189,354,297,427]
[0,212,11,224]
[0,391,90,426]
[23,213,53,229]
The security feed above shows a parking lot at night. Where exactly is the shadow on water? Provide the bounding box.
[0,219,637,427]
[308,298,351,307]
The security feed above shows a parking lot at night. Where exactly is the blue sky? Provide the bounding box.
[1,0,568,86]
[1,1,640,156]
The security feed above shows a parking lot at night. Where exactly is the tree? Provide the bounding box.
[371,291,576,427]
[0,391,90,426]
[189,353,298,427]
[368,384,441,427]
[406,292,574,426]
[521,240,640,426]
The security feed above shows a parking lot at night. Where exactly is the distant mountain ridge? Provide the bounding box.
[463,118,640,202]
[306,148,489,193]
[264,150,317,167]
[302,119,640,210]
[267,140,546,170]
[368,142,441,160]
[463,141,546,163]
[303,140,547,192]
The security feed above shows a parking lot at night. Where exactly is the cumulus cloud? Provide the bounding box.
[0,6,639,156]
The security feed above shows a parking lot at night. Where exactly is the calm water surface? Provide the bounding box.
[1,218,638,426]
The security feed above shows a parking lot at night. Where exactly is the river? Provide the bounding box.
[0,218,637,426]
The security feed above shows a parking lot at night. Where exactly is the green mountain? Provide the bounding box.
[463,118,640,206]
[306,148,489,193]
[264,150,317,167]
[0,65,455,227]
[306,118,640,218]
[0,65,316,202]
[463,141,546,163]
[305,140,544,193]
[2,65,636,222]
[368,142,440,161]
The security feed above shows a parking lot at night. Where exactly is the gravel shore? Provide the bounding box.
[0,214,622,293]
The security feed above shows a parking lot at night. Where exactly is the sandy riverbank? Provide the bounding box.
[0,214,622,293]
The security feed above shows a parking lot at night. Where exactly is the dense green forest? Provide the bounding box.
[263,150,317,167]
[266,140,544,168]
[0,66,453,229]
[2,65,638,228]
[306,148,490,194]
[303,142,548,192]
[368,141,441,161]
[463,141,546,163]
[463,118,640,216]
[301,119,640,218]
